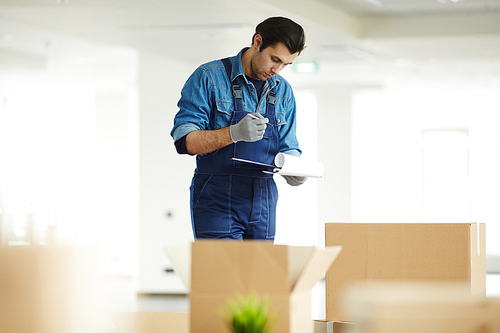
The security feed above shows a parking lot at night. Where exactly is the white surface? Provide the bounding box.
[487,274,500,297]
[274,153,324,178]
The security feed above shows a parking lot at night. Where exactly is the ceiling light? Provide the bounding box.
[292,62,318,73]
[364,0,383,7]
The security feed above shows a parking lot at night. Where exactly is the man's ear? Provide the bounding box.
[253,34,263,50]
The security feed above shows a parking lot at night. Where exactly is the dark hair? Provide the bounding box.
[252,17,306,55]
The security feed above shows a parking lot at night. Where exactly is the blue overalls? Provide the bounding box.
[190,58,280,240]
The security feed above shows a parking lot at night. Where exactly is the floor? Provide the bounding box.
[99,274,500,331]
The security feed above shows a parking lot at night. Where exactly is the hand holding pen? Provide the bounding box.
[229,113,270,143]
[248,113,274,126]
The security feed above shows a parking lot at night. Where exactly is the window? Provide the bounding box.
[352,88,500,257]
[422,129,471,222]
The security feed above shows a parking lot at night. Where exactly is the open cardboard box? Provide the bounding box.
[165,240,342,333]
[325,222,486,322]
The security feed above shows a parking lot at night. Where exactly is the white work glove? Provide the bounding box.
[283,175,307,186]
[229,113,268,143]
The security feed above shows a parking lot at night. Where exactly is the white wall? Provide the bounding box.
[93,90,140,276]
[316,87,353,247]
[137,51,195,293]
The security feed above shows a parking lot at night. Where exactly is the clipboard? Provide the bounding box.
[232,154,324,178]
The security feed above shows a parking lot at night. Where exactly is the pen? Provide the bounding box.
[248,113,274,126]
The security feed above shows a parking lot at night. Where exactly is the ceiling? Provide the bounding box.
[320,0,500,15]
[1,0,500,87]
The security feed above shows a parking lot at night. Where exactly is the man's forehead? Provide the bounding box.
[267,42,299,62]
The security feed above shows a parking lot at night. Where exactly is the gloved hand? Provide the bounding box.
[229,113,268,143]
[283,175,307,186]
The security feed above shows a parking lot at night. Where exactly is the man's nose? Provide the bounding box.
[272,64,285,74]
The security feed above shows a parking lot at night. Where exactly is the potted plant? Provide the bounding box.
[219,292,278,333]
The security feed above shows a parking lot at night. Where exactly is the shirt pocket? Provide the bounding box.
[275,111,287,128]
[214,99,233,129]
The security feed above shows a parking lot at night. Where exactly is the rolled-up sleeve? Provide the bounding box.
[171,67,213,142]
[277,85,302,156]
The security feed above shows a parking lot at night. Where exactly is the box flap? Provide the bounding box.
[108,312,188,333]
[191,240,289,294]
[288,246,316,289]
[293,246,342,293]
[164,243,192,291]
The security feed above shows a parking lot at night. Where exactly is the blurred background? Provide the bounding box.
[1,0,500,315]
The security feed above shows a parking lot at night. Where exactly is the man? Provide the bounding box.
[171,16,307,240]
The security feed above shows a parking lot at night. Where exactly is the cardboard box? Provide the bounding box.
[0,246,102,333]
[314,320,354,333]
[343,282,500,333]
[165,240,342,333]
[325,223,486,321]
[108,312,189,333]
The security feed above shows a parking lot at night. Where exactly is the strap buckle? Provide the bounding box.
[232,85,243,99]
[267,91,276,105]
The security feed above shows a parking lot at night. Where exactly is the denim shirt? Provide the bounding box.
[171,48,301,156]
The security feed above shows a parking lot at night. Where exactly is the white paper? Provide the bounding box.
[272,153,324,178]
[232,154,324,178]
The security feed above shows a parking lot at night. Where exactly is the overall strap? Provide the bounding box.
[221,58,244,111]
[221,57,232,78]
[266,89,276,116]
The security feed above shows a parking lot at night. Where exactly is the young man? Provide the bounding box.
[171,17,307,240]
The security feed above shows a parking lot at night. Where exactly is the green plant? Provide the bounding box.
[219,292,278,333]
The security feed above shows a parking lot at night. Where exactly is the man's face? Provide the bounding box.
[248,39,298,81]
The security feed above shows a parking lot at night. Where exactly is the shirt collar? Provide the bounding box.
[232,47,279,87]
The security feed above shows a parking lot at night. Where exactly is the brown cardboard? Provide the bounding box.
[165,240,342,333]
[343,282,500,333]
[108,312,189,333]
[314,320,354,333]
[325,223,486,322]
[0,246,102,333]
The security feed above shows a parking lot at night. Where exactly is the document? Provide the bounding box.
[232,153,324,178]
